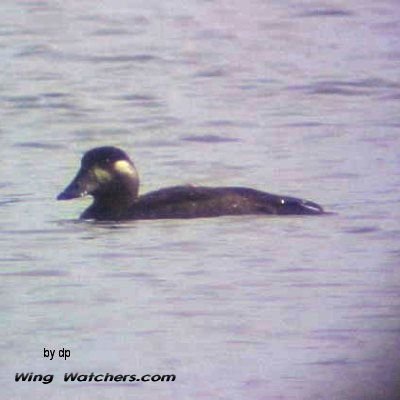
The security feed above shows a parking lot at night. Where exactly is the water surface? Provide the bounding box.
[1,1,400,399]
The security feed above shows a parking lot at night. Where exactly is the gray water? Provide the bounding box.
[1,1,400,399]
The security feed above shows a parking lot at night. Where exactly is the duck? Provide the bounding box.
[57,146,324,221]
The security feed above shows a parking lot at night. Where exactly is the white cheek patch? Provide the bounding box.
[114,160,136,176]
[93,167,112,183]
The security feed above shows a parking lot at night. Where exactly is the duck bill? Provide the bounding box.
[57,169,93,200]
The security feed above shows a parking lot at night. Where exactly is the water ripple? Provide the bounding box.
[87,54,160,63]
[1,269,67,277]
[3,94,76,111]
[181,134,240,143]
[13,142,64,149]
[194,68,227,78]
[343,226,381,234]
[295,8,354,18]
[287,78,399,97]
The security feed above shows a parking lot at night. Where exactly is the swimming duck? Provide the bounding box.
[57,146,324,220]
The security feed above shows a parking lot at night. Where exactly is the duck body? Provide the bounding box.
[57,146,324,221]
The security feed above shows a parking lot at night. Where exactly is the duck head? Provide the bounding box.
[57,146,139,204]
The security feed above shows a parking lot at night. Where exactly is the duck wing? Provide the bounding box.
[127,186,323,219]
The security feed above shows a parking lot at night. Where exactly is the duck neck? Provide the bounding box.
[83,178,139,220]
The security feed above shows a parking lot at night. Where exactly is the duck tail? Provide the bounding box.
[278,197,324,215]
[299,200,324,215]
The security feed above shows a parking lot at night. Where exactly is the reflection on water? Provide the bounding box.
[1,0,400,399]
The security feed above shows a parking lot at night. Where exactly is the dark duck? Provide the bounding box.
[57,146,324,221]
